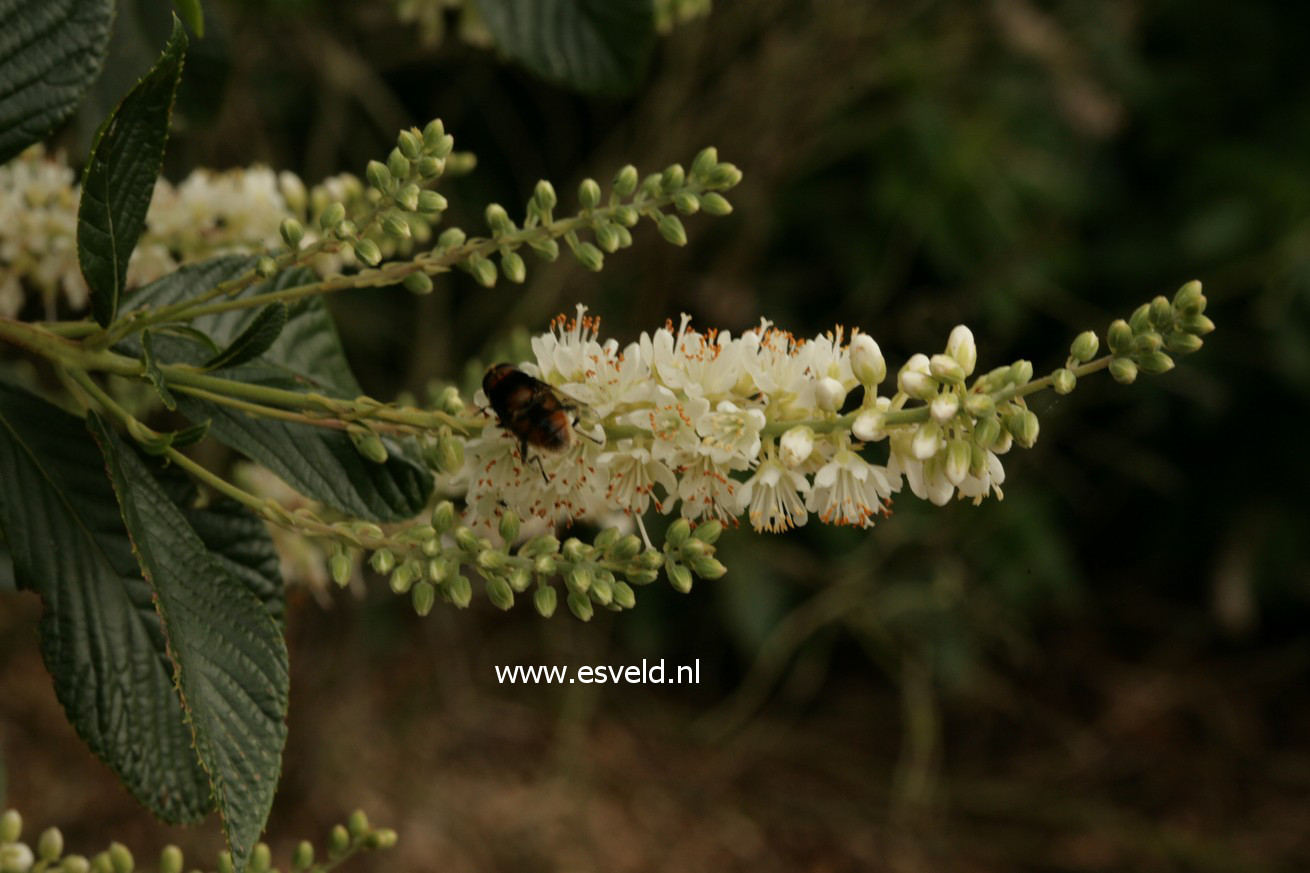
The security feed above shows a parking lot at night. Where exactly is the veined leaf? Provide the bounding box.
[471,0,655,96]
[78,17,188,327]
[173,0,205,37]
[203,303,289,371]
[142,330,178,410]
[0,0,114,164]
[0,380,211,822]
[90,414,289,873]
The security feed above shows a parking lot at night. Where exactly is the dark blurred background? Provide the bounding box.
[3,1,1309,870]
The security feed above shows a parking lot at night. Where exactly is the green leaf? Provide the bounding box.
[172,0,205,37]
[142,330,178,410]
[0,0,114,164]
[170,417,211,449]
[78,17,188,327]
[89,413,288,873]
[471,0,655,96]
[0,380,211,823]
[204,303,289,371]
[121,257,434,521]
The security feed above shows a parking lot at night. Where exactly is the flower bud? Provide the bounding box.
[930,391,960,424]
[661,163,686,193]
[1129,302,1151,333]
[573,241,604,271]
[214,852,233,873]
[1132,330,1162,355]
[612,534,644,559]
[699,192,733,215]
[498,512,521,543]
[849,333,886,386]
[1180,313,1215,336]
[108,843,133,873]
[430,133,455,159]
[338,219,359,238]
[393,127,421,159]
[387,150,410,181]
[330,552,352,586]
[590,573,614,606]
[533,555,557,576]
[668,563,694,593]
[534,586,557,618]
[353,238,382,267]
[912,421,942,460]
[328,825,350,858]
[1149,295,1174,330]
[369,548,395,575]
[1010,410,1040,448]
[1,845,35,873]
[508,566,532,592]
[1008,360,1033,387]
[692,522,723,546]
[578,178,602,209]
[963,392,994,418]
[658,214,688,246]
[447,574,472,608]
[898,354,937,400]
[158,847,183,873]
[1070,330,1099,363]
[250,843,271,873]
[500,251,527,284]
[1173,279,1204,314]
[1108,319,1134,354]
[408,580,435,615]
[454,526,480,553]
[422,118,446,147]
[394,181,421,211]
[1052,368,1076,395]
[708,163,743,188]
[533,179,557,213]
[613,165,639,197]
[292,841,314,871]
[666,518,691,547]
[382,213,411,240]
[366,829,398,850]
[779,426,815,466]
[417,156,445,178]
[351,430,388,463]
[1165,331,1203,355]
[431,500,455,532]
[279,171,308,212]
[389,561,416,595]
[417,190,448,214]
[404,271,434,295]
[280,217,304,248]
[436,384,464,414]
[815,377,847,412]
[567,591,594,621]
[614,205,640,227]
[319,201,346,230]
[529,237,560,261]
[945,439,970,485]
[366,160,394,194]
[973,415,1001,449]
[690,556,727,579]
[483,203,511,235]
[673,190,700,214]
[1137,350,1175,374]
[594,220,621,253]
[946,325,977,376]
[486,578,514,610]
[37,828,63,861]
[564,565,591,594]
[690,146,718,178]
[852,410,886,442]
[613,580,637,609]
[471,256,498,287]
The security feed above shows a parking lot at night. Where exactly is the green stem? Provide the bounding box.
[162,446,268,513]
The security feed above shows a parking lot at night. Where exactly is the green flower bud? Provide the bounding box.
[666,518,691,547]
[963,392,994,418]
[945,439,971,484]
[250,843,271,873]
[690,556,726,580]
[533,555,557,576]
[668,562,694,593]
[532,179,557,213]
[398,128,423,160]
[1129,303,1151,333]
[1052,368,1076,395]
[1132,330,1162,355]
[564,565,592,594]
[366,160,394,194]
[529,236,560,261]
[330,552,353,586]
[431,500,455,532]
[673,191,700,214]
[61,855,91,873]
[280,217,304,248]
[578,178,602,209]
[661,163,686,193]
[413,580,436,615]
[433,428,464,474]
[707,163,743,188]
[500,251,527,284]
[387,149,411,181]
[498,512,521,543]
[157,847,182,873]
[1070,330,1099,363]
[382,213,412,241]
[370,829,398,850]
[448,574,472,608]
[417,156,445,179]
[469,256,498,287]
[562,538,589,561]
[338,219,359,238]
[319,201,346,230]
[614,205,640,227]
[389,561,416,594]
[328,825,350,858]
[485,203,513,234]
[930,391,960,424]
[641,550,665,571]
[1137,350,1175,374]
[109,842,134,873]
[1011,409,1040,448]
[1008,360,1033,387]
[612,580,636,609]
[436,229,466,252]
[1149,295,1174,331]
[416,191,448,215]
[395,182,421,212]
[612,533,643,560]
[658,214,687,246]
[292,841,314,871]
[613,165,639,197]
[698,192,733,216]
[1173,279,1205,315]
[507,566,532,592]
[573,241,604,271]
[590,573,613,606]
[567,592,594,621]
[692,520,723,544]
[594,220,621,253]
[1165,331,1203,355]
[353,238,383,267]
[1107,319,1134,354]
[422,118,446,149]
[1180,313,1215,336]
[486,577,514,610]
[404,271,434,295]
[519,535,560,558]
[690,146,718,178]
[91,853,113,873]
[431,133,455,159]
[454,526,480,552]
[351,430,388,463]
[973,415,1001,450]
[369,548,395,575]
[680,538,709,558]
[592,527,620,551]
[38,827,63,861]
[0,810,20,843]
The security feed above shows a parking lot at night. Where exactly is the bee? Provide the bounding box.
[482,363,598,482]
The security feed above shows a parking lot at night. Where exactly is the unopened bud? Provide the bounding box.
[38,828,64,861]
[417,190,448,215]
[573,241,604,271]
[319,201,346,230]
[930,391,960,423]
[108,843,133,873]
[280,217,304,248]
[945,439,971,485]
[250,843,271,873]
[1071,330,1099,363]
[1,844,33,872]
[486,578,514,610]
[500,251,527,283]
[1149,295,1174,330]
[532,179,558,213]
[779,426,815,466]
[351,430,388,463]
[578,178,602,209]
[330,552,352,586]
[387,149,410,181]
[1010,410,1040,447]
[708,163,743,188]
[673,191,700,214]
[447,574,472,608]
[534,586,557,617]
[1173,279,1205,314]
[666,518,691,547]
[382,213,411,240]
[1052,368,1076,395]
[849,333,886,386]
[328,825,350,857]
[852,410,886,442]
[613,165,639,197]
[699,192,733,216]
[1165,331,1203,355]
[1008,360,1033,387]
[668,563,694,593]
[594,220,621,253]
[690,556,726,579]
[661,163,686,193]
[417,156,445,179]
[1133,330,1163,354]
[292,841,314,871]
[898,354,937,400]
[1129,302,1152,333]
[158,847,183,873]
[1180,313,1215,336]
[1108,319,1134,354]
[946,325,977,376]
[564,565,591,594]
[470,256,498,287]
[690,146,718,178]
[973,415,1001,449]
[404,271,434,295]
[431,500,455,532]
[397,128,422,159]
[1137,350,1175,374]
[370,548,395,575]
[389,561,416,595]
[499,512,521,543]
[658,214,687,246]
[353,238,382,267]
[815,377,847,412]
[613,580,637,609]
[963,392,994,418]
[366,160,394,194]
[567,591,594,621]
[912,421,942,460]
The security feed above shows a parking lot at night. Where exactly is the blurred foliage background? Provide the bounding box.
[3,0,1309,870]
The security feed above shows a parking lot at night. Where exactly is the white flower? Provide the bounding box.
[849,331,886,385]
[695,400,766,466]
[676,449,744,523]
[738,458,810,532]
[806,445,897,527]
[778,425,815,467]
[956,448,1007,504]
[646,313,742,398]
[462,426,606,527]
[627,390,709,466]
[946,324,977,376]
[603,446,678,515]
